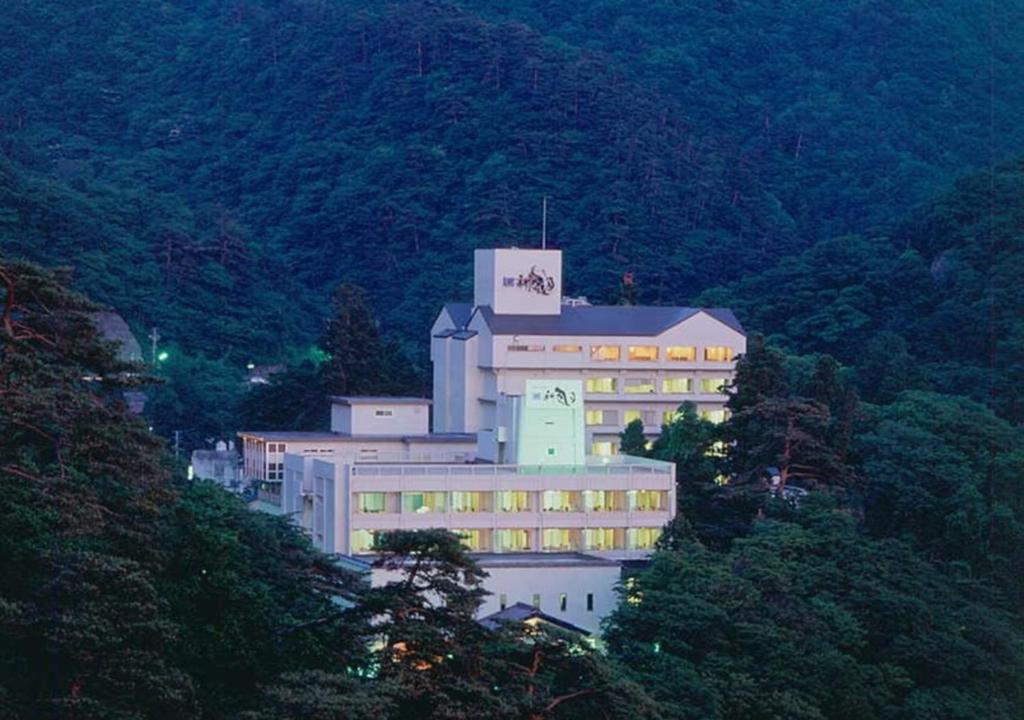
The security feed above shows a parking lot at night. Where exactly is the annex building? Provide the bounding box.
[239,247,745,633]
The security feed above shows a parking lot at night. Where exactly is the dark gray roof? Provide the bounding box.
[451,329,478,340]
[479,602,590,635]
[476,305,745,337]
[330,396,431,405]
[443,302,474,328]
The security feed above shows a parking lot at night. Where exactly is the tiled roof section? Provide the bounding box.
[330,396,431,405]
[443,302,474,328]
[476,305,745,337]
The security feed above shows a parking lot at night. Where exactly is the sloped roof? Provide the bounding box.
[479,602,590,635]
[475,305,745,337]
[443,302,474,328]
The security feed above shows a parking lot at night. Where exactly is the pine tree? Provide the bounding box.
[619,418,649,456]
[320,283,387,396]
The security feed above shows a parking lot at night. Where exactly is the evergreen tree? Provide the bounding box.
[725,334,787,414]
[619,418,649,456]
[320,283,388,396]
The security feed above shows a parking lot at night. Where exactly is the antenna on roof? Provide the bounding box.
[541,195,548,249]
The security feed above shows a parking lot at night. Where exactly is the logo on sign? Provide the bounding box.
[530,386,577,407]
[502,266,556,295]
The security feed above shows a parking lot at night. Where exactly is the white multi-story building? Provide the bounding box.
[432,248,746,456]
[240,247,746,634]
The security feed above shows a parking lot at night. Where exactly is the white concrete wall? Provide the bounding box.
[474,248,563,316]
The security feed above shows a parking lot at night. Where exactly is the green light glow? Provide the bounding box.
[157,351,169,362]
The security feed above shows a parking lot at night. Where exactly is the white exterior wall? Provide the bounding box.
[371,562,621,635]
[474,248,563,315]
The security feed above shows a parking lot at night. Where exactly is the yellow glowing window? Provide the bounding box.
[706,441,728,458]
[630,490,664,512]
[402,491,447,514]
[701,409,728,424]
[508,344,545,352]
[624,378,655,394]
[624,410,642,424]
[628,527,662,550]
[552,344,582,353]
[585,410,605,425]
[704,346,734,362]
[358,492,387,513]
[700,378,728,394]
[583,527,620,550]
[585,377,617,393]
[662,410,679,424]
[453,529,487,551]
[584,490,625,512]
[666,346,697,361]
[541,490,577,512]
[495,528,531,552]
[591,441,616,457]
[628,345,658,361]
[496,490,531,512]
[590,345,621,361]
[662,377,692,393]
[350,529,378,553]
[451,491,488,512]
[541,528,575,551]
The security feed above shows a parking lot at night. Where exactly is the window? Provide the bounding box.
[628,345,658,361]
[508,344,545,352]
[541,490,578,512]
[451,491,488,512]
[701,409,728,424]
[663,410,679,424]
[402,491,447,514]
[585,377,617,393]
[583,527,621,551]
[586,593,594,612]
[552,344,582,353]
[267,462,284,481]
[590,345,621,361]
[662,377,692,393]
[623,410,642,425]
[624,378,656,394]
[453,529,487,551]
[666,346,697,361]
[584,490,626,512]
[532,593,541,608]
[559,593,568,612]
[628,527,662,550]
[496,529,531,552]
[542,528,575,551]
[350,529,378,553]
[704,346,734,362]
[706,441,728,458]
[699,378,728,394]
[358,492,387,513]
[585,409,605,425]
[629,490,665,512]
[374,409,393,417]
[267,442,286,454]
[500,593,508,610]
[496,490,531,512]
[591,441,616,457]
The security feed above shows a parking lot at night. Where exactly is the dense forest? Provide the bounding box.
[2,2,1024,717]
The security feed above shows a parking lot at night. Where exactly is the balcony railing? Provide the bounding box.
[351,455,673,477]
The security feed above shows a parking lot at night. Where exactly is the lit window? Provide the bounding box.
[590,345,621,361]
[699,378,728,394]
[624,410,642,424]
[662,410,679,424]
[374,409,393,417]
[704,346,734,362]
[629,490,665,511]
[627,527,662,550]
[585,409,605,425]
[496,529,532,552]
[559,593,568,612]
[358,492,387,513]
[706,441,728,458]
[453,529,487,551]
[496,491,531,512]
[591,441,616,457]
[542,528,575,551]
[451,491,488,512]
[666,346,697,361]
[585,377,617,393]
[541,490,578,512]
[662,377,693,393]
[583,527,621,550]
[628,345,658,361]
[508,344,545,352]
[700,409,728,424]
[624,378,656,394]
[584,490,625,512]
[552,344,582,353]
[402,491,447,513]
[350,529,378,553]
